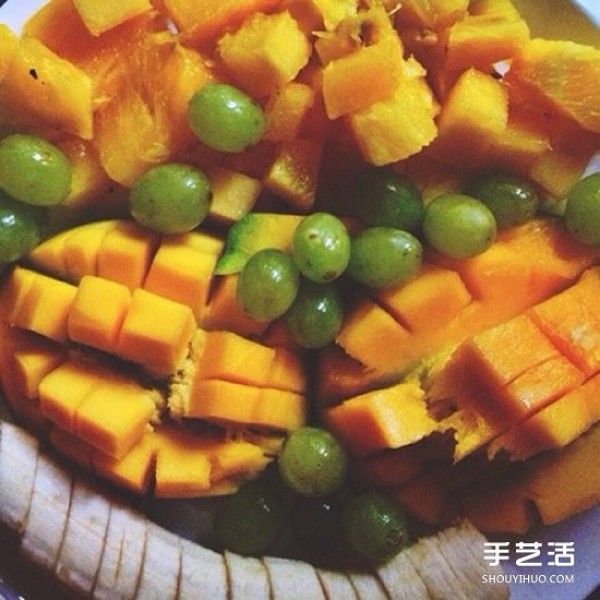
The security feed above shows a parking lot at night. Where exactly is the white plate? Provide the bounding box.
[0,1,599,599]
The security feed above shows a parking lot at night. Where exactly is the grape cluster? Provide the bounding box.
[213,425,410,564]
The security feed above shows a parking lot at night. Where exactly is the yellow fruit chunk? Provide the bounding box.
[39,359,110,433]
[152,428,213,497]
[27,220,117,282]
[162,0,281,46]
[0,36,93,139]
[217,11,311,98]
[490,372,600,460]
[321,6,405,119]
[445,7,530,73]
[205,166,262,224]
[506,38,600,133]
[347,57,439,165]
[116,288,196,376]
[97,221,160,291]
[323,382,441,457]
[10,271,78,343]
[55,137,115,213]
[429,68,508,167]
[75,381,156,459]
[180,379,306,431]
[311,0,357,30]
[143,232,223,321]
[0,24,18,83]
[194,330,276,387]
[12,335,66,401]
[336,297,415,374]
[395,0,469,30]
[263,139,324,212]
[68,276,132,353]
[375,264,472,334]
[72,0,153,36]
[264,82,315,143]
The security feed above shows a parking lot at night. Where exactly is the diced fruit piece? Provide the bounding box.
[72,0,153,36]
[161,0,281,46]
[174,378,306,431]
[68,275,132,353]
[505,38,600,133]
[323,382,440,457]
[205,166,262,224]
[263,82,315,143]
[96,221,160,291]
[428,68,508,168]
[321,7,404,119]
[347,56,439,165]
[8,270,77,343]
[0,37,93,139]
[217,11,311,98]
[116,288,196,375]
[264,139,324,212]
[143,231,223,321]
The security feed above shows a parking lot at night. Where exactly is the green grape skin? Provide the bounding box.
[564,172,600,245]
[349,166,424,233]
[466,172,539,229]
[214,479,287,556]
[187,83,266,153]
[292,212,351,283]
[237,248,299,322]
[422,193,497,259]
[342,491,409,563]
[346,227,422,289]
[0,134,72,206]
[0,191,45,264]
[129,163,212,234]
[278,426,348,497]
[284,280,344,349]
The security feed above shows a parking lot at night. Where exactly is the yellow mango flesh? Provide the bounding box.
[72,0,153,37]
[0,36,93,139]
[0,220,307,497]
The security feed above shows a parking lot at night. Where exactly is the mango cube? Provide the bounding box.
[217,11,311,98]
[72,0,153,36]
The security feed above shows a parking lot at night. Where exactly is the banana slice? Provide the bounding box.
[315,569,358,600]
[0,421,38,532]
[21,450,72,571]
[135,521,182,600]
[224,551,270,600]
[55,477,111,594]
[179,536,228,600]
[94,499,147,600]
[262,555,325,599]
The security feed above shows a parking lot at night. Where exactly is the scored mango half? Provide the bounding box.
[0,219,308,497]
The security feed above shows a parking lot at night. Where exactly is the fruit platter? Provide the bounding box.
[0,0,599,598]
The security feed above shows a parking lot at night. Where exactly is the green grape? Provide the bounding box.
[214,479,287,555]
[237,248,299,322]
[292,212,350,282]
[0,134,72,206]
[423,193,497,259]
[466,172,539,229]
[187,83,266,153]
[349,166,424,233]
[284,280,344,349]
[129,162,211,234]
[564,172,600,245]
[0,191,45,263]
[342,491,409,563]
[278,426,348,497]
[346,227,422,288]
